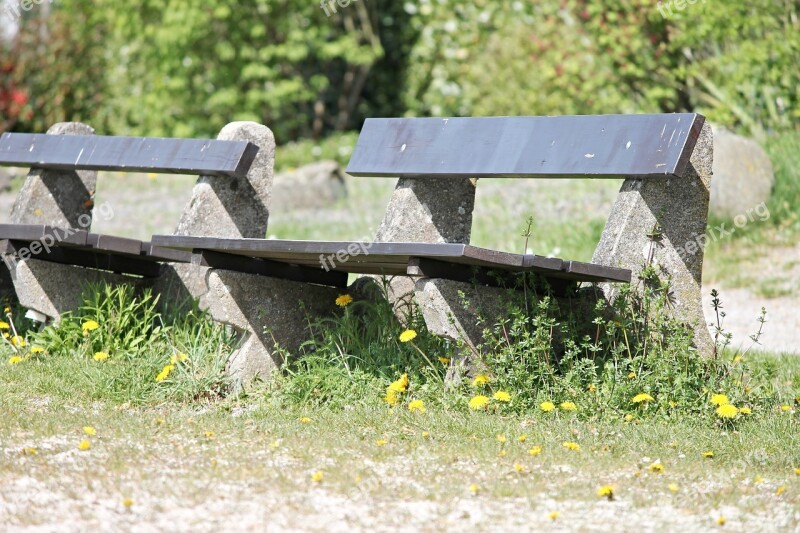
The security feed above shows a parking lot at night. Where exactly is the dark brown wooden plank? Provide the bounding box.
[4,240,163,277]
[346,114,704,179]
[0,133,258,178]
[0,224,88,245]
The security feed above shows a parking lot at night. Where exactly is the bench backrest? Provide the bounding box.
[0,133,259,178]
[346,113,704,180]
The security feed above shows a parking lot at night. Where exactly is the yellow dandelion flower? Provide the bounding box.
[493,390,511,402]
[710,394,729,406]
[438,357,450,365]
[422,431,430,438]
[518,434,527,443]
[408,399,425,413]
[716,404,739,419]
[3,306,10,314]
[93,351,110,362]
[78,440,91,451]
[3,333,8,338]
[559,401,577,411]
[468,484,480,495]
[625,414,635,422]
[22,447,37,456]
[514,463,524,473]
[83,426,96,436]
[335,294,353,307]
[597,485,614,500]
[496,434,507,444]
[468,395,490,410]
[388,373,409,393]
[528,446,543,456]
[8,356,23,365]
[628,371,636,379]
[775,485,787,495]
[375,439,387,447]
[794,467,800,476]
[668,483,679,493]
[703,451,714,458]
[30,346,45,354]
[204,431,215,438]
[82,320,100,333]
[122,498,134,508]
[754,476,764,484]
[398,329,417,343]
[562,441,580,451]
[471,374,490,387]
[780,404,792,412]
[548,511,560,520]
[588,383,597,393]
[299,417,312,424]
[739,407,752,415]
[155,364,175,382]
[10,336,26,347]
[540,401,555,412]
[311,471,324,483]
[631,393,654,404]
[0,321,9,330]
[649,462,665,473]
[384,389,399,406]
[497,450,507,457]
[716,517,726,526]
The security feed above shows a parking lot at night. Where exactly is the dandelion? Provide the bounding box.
[628,371,636,379]
[794,467,800,476]
[716,404,739,419]
[668,483,679,493]
[496,434,506,444]
[703,451,714,458]
[22,447,37,456]
[83,426,97,436]
[625,414,635,422]
[10,336,26,347]
[311,471,324,483]
[30,346,45,354]
[528,446,543,456]
[631,393,654,404]
[649,462,665,473]
[775,485,787,496]
[82,320,100,333]
[3,307,10,314]
[422,431,430,438]
[170,353,189,364]
[385,390,399,406]
[471,374,489,387]
[518,434,527,443]
[514,463,525,473]
[93,352,110,362]
[540,401,555,412]
[597,485,614,500]
[560,401,577,411]
[780,404,792,412]
[299,417,312,424]
[335,294,353,307]
[548,512,560,520]
[710,394,729,406]
[438,357,450,365]
[408,399,425,413]
[155,364,175,382]
[78,440,91,451]
[204,431,215,438]
[0,321,9,330]
[468,395,490,410]
[588,384,597,393]
[562,441,580,452]
[399,329,417,343]
[716,516,726,526]
[739,407,752,415]
[122,498,134,508]
[668,401,678,408]
[375,439,387,447]
[8,356,23,365]
[388,373,409,393]
[493,391,511,402]
[468,484,480,495]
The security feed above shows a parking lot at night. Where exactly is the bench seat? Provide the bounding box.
[150,235,631,290]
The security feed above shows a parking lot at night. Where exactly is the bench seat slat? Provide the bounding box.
[0,133,259,178]
[150,235,631,284]
[346,114,704,179]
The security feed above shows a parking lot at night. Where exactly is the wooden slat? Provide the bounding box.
[0,133,259,178]
[346,114,704,179]
[0,224,88,245]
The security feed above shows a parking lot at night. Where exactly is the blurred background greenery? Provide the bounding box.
[1,0,797,142]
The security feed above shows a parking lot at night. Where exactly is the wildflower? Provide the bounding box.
[375,439,387,447]
[754,476,764,484]
[408,399,425,413]
[668,483,679,493]
[299,417,312,424]
[514,463,524,473]
[204,431,215,438]
[94,352,110,362]
[775,485,786,496]
[597,485,614,500]
[631,393,654,404]
[3,306,10,314]
[649,462,665,473]
[399,329,417,343]
[311,471,324,483]
[518,434,527,443]
[10,336,26,347]
[83,426,97,436]
[8,356,23,365]
[625,414,635,422]
[794,467,800,476]
[170,353,189,364]
[628,371,636,379]
[155,364,175,382]
[780,404,792,412]
[22,447,37,456]
[588,384,597,393]
[438,357,450,365]
[496,434,506,444]
[548,512,560,520]
[716,517,726,526]
[335,294,353,307]
[82,320,100,333]
[669,401,678,408]
[493,391,511,402]
[739,407,752,415]
[497,450,507,457]
[703,451,714,458]
[710,394,729,406]
[384,390,399,406]
[716,404,739,419]
[388,373,408,393]
[468,395,490,410]
[78,440,91,451]
[528,446,543,456]
[469,484,480,495]
[559,401,577,411]
[122,498,134,508]
[30,346,45,354]
[540,401,555,412]
[471,374,489,387]
[562,441,580,452]
[422,431,430,438]
[0,321,9,330]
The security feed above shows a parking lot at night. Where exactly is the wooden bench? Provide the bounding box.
[150,113,715,386]
[0,121,276,321]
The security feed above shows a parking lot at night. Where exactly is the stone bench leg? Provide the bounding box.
[205,269,342,391]
[592,122,714,356]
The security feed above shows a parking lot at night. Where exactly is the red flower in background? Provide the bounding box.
[1,61,30,130]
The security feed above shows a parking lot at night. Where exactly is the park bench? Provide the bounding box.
[150,113,715,386]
